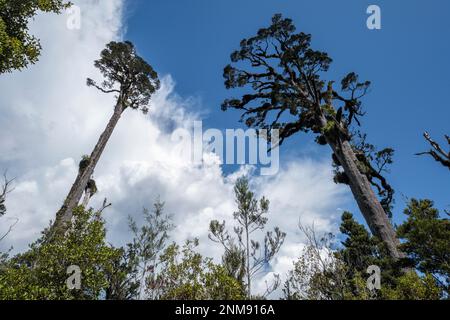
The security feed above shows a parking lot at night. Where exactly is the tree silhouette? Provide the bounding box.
[221,14,403,260]
[53,41,160,235]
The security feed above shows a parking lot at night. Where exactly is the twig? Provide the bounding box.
[0,217,19,242]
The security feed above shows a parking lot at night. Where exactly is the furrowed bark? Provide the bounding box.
[329,137,404,260]
[313,103,404,260]
[52,101,124,235]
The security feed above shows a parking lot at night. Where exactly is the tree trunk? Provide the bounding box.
[81,187,94,208]
[245,220,251,299]
[53,101,124,235]
[328,137,405,260]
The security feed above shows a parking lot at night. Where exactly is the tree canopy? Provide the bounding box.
[222,13,401,260]
[0,0,70,74]
[87,41,160,114]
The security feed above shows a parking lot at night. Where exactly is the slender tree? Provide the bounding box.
[0,0,71,74]
[209,177,286,298]
[416,132,450,170]
[53,41,160,235]
[221,14,403,259]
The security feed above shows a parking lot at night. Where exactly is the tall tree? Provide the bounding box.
[0,0,70,74]
[221,14,402,259]
[416,132,450,170]
[209,177,286,298]
[53,41,160,235]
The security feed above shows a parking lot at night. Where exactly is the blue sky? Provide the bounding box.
[122,0,450,224]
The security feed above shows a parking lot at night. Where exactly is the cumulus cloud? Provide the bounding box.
[0,0,350,297]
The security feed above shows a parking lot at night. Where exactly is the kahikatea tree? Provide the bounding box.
[221,14,402,259]
[53,41,160,235]
[209,177,286,298]
[0,0,71,74]
[416,132,450,170]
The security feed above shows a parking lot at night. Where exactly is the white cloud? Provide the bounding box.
[0,0,350,298]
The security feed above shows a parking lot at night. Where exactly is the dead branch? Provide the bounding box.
[416,132,450,170]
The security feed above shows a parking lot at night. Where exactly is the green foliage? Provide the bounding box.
[397,199,450,295]
[0,206,120,300]
[221,14,370,147]
[381,272,442,300]
[156,239,244,300]
[87,41,160,113]
[104,245,140,300]
[337,212,407,296]
[221,244,246,289]
[0,0,71,73]
[128,199,173,299]
[338,212,398,281]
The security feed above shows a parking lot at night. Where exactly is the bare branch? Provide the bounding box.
[0,217,19,242]
[416,132,450,170]
[98,198,112,213]
[1,171,15,217]
[86,78,120,94]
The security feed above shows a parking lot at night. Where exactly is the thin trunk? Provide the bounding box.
[53,101,124,235]
[140,262,147,300]
[329,137,404,260]
[245,220,251,299]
